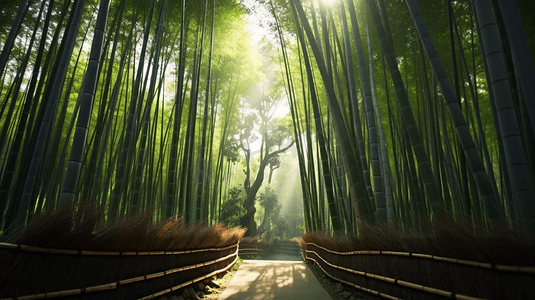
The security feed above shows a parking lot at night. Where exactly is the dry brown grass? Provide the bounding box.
[14,201,246,251]
[0,201,247,299]
[303,216,535,265]
[303,217,535,299]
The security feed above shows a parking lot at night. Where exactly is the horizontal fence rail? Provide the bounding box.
[307,249,482,300]
[0,242,237,256]
[0,242,240,299]
[238,247,264,256]
[238,238,302,259]
[139,253,239,300]
[270,241,302,256]
[305,243,535,299]
[307,255,401,300]
[306,242,535,274]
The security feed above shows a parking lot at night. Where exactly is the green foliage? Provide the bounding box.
[259,186,280,214]
[2,0,535,237]
[232,256,243,271]
[267,119,292,148]
[220,186,247,228]
[258,185,292,240]
[0,0,269,231]
[296,224,306,235]
[223,135,241,163]
[270,217,290,240]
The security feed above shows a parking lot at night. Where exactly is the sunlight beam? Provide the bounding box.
[318,0,337,7]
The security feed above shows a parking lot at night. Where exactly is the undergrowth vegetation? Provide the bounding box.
[0,202,246,299]
[303,216,534,265]
[302,218,535,299]
[13,201,246,251]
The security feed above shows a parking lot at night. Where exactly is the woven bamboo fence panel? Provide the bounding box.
[0,242,239,300]
[270,240,302,257]
[238,238,302,259]
[238,237,269,258]
[305,242,535,299]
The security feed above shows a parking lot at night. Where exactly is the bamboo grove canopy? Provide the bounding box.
[0,0,534,237]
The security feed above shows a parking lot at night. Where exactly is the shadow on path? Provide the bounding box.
[219,259,332,300]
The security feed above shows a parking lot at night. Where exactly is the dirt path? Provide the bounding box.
[218,259,332,300]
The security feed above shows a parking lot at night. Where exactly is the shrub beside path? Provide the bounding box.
[219,254,332,300]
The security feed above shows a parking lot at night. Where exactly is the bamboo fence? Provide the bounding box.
[238,238,302,259]
[303,231,535,300]
[0,203,246,299]
[0,242,239,300]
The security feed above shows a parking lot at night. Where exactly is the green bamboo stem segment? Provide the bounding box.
[365,0,443,215]
[472,0,535,236]
[404,0,501,219]
[290,0,371,227]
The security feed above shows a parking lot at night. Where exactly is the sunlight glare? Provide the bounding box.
[319,0,337,7]
[242,0,276,45]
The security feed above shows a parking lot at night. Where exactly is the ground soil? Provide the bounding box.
[198,265,240,300]
[306,262,348,300]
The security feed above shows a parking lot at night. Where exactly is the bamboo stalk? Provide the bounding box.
[456,295,488,300]
[118,276,145,285]
[145,272,165,280]
[421,286,452,298]
[0,243,17,250]
[46,289,82,297]
[47,249,79,255]
[411,253,433,259]
[360,250,381,255]
[17,294,46,300]
[381,251,410,256]
[496,265,535,273]
[396,280,423,290]
[19,245,48,253]
[84,282,117,293]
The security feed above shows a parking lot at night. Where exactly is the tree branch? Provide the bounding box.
[266,140,294,161]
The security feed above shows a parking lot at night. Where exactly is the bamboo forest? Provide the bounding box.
[1,0,535,298]
[1,0,535,236]
[2,0,534,237]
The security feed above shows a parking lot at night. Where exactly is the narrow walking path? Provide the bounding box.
[219,257,333,300]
